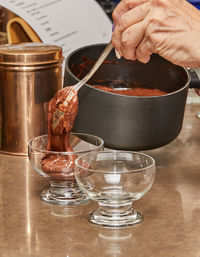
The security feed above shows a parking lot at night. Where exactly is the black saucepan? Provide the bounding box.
[64,44,200,150]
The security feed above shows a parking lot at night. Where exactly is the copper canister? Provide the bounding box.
[0,43,63,155]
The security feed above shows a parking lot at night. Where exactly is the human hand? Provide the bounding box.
[112,0,200,67]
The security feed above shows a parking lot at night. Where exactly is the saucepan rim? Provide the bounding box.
[65,43,191,98]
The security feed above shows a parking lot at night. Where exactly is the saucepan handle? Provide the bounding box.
[187,68,200,89]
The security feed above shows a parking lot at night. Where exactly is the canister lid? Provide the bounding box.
[0,42,63,65]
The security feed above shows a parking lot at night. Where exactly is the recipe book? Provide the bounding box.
[0,0,112,58]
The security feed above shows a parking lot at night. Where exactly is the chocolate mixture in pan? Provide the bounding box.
[71,56,167,96]
[92,85,166,96]
[41,87,78,180]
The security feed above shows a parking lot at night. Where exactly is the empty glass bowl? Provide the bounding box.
[28,133,104,205]
[75,151,156,228]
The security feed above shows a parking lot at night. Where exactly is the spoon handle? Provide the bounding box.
[73,41,113,91]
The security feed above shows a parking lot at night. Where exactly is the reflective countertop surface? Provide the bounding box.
[1,104,200,257]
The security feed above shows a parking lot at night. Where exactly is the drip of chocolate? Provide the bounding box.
[41,87,78,181]
[47,87,78,151]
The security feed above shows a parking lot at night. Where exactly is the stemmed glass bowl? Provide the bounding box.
[75,151,156,228]
[28,133,104,205]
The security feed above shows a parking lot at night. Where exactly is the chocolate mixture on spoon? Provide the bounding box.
[41,87,78,180]
[47,87,78,151]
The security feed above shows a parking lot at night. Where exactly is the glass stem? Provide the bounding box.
[49,180,81,198]
[97,201,135,219]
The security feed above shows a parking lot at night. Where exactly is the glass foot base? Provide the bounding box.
[88,210,143,228]
[40,187,90,206]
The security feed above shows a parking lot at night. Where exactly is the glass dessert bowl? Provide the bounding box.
[75,151,156,228]
[28,133,104,205]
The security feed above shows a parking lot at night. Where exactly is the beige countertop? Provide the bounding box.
[1,104,200,257]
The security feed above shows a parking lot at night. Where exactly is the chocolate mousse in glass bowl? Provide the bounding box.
[28,86,104,205]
